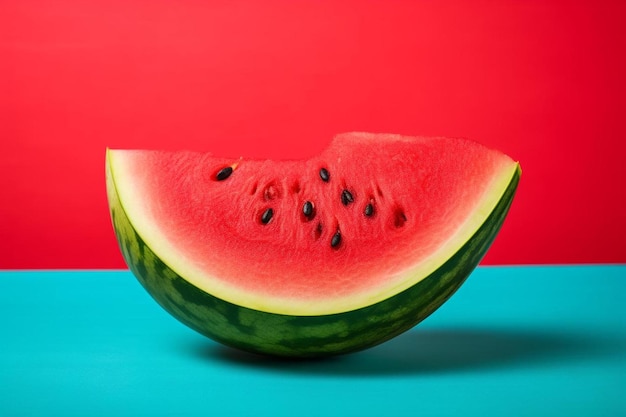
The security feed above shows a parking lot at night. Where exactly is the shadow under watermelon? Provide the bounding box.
[185,326,625,376]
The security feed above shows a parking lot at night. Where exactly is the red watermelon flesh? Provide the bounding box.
[108,132,519,315]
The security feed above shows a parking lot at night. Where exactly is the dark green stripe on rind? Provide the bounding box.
[108,164,520,358]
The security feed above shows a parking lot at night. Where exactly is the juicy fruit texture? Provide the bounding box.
[107,132,520,357]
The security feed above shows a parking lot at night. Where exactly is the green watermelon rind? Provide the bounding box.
[108,159,520,358]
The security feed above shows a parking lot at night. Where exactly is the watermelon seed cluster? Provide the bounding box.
[213,163,398,249]
[317,167,346,250]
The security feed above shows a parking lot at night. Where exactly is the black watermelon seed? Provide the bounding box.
[341,189,354,206]
[261,208,274,224]
[319,168,330,182]
[215,166,233,181]
[302,201,314,219]
[364,203,374,217]
[330,229,342,249]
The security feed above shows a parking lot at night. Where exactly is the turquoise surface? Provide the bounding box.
[1,266,625,417]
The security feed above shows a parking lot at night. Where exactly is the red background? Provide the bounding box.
[1,0,625,269]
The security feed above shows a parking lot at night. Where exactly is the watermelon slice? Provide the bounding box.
[106,132,520,357]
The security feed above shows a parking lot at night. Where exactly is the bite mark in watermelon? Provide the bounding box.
[106,132,520,357]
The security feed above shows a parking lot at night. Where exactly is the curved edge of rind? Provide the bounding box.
[107,151,521,357]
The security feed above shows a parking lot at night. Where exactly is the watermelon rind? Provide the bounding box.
[106,149,520,357]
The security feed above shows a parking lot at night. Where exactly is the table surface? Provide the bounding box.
[1,265,625,417]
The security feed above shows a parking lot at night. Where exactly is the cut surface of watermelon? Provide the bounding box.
[107,132,519,317]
